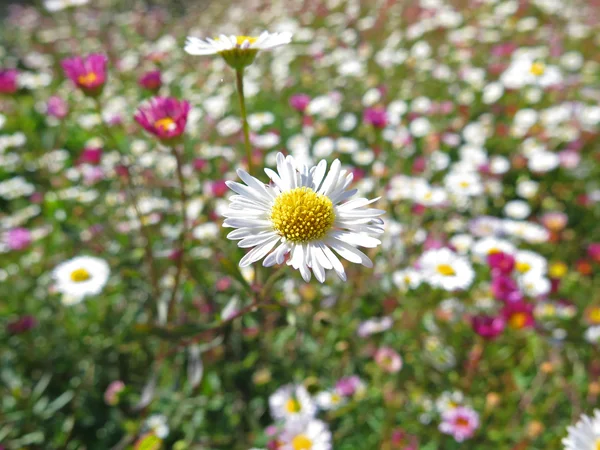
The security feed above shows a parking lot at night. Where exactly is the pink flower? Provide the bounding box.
[374,346,403,373]
[588,243,600,263]
[6,228,31,251]
[487,251,515,276]
[61,53,108,96]
[138,70,162,91]
[289,93,311,112]
[363,106,388,129]
[490,275,522,303]
[47,95,68,119]
[134,96,190,141]
[335,376,365,397]
[104,381,125,405]
[0,69,18,94]
[502,301,535,330]
[540,211,568,233]
[439,406,479,442]
[7,315,37,334]
[471,315,505,340]
[77,147,103,165]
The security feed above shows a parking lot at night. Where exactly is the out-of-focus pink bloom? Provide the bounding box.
[104,381,125,405]
[335,375,365,397]
[363,106,388,129]
[357,316,393,337]
[439,406,480,442]
[487,251,515,276]
[374,346,403,373]
[47,95,68,119]
[215,277,231,291]
[7,315,37,334]
[391,428,419,449]
[423,237,444,250]
[209,180,229,197]
[559,150,580,169]
[490,275,522,303]
[193,158,208,171]
[502,302,535,329]
[412,157,427,174]
[491,42,517,57]
[134,96,190,141]
[0,69,18,94]
[471,315,505,340]
[82,165,104,184]
[540,212,568,233]
[588,243,600,263]
[61,53,108,96]
[6,228,32,251]
[78,147,103,165]
[138,70,162,91]
[289,93,311,112]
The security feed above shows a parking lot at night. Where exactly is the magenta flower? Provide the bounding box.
[0,69,18,94]
[47,95,69,119]
[487,251,515,276]
[502,301,535,330]
[374,346,403,373]
[335,375,365,397]
[490,275,522,303]
[439,406,479,442]
[471,314,505,340]
[289,93,311,113]
[363,106,388,129]
[7,315,37,334]
[5,228,32,251]
[61,53,108,96]
[104,381,126,405]
[588,243,600,263]
[134,96,190,141]
[138,70,162,91]
[77,147,103,165]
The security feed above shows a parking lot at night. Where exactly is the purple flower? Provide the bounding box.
[138,70,162,91]
[439,406,480,442]
[289,94,311,113]
[0,69,18,94]
[5,228,32,251]
[7,315,37,334]
[471,315,505,340]
[134,96,190,141]
[363,106,388,129]
[490,275,522,303]
[61,53,108,96]
[335,375,365,397]
[487,251,515,276]
[77,147,103,165]
[47,95,69,119]
[374,346,403,373]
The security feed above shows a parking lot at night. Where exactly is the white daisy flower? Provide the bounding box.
[223,153,385,283]
[562,409,600,450]
[518,272,551,298]
[315,389,346,410]
[279,419,332,450]
[419,248,475,291]
[184,31,292,69]
[444,171,484,197]
[52,256,110,302]
[145,414,169,439]
[514,250,547,277]
[471,237,516,261]
[392,268,423,290]
[269,384,317,424]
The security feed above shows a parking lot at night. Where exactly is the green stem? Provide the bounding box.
[235,68,253,176]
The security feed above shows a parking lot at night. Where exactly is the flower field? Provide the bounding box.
[1,0,600,449]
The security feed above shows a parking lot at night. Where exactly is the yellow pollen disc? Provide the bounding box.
[77,72,98,87]
[549,262,567,278]
[154,117,176,132]
[530,62,546,76]
[487,247,501,255]
[270,187,335,243]
[331,393,341,404]
[285,398,301,413]
[436,264,456,276]
[70,268,91,282]
[292,435,313,450]
[459,181,470,188]
[515,262,531,273]
[596,438,600,450]
[509,312,527,329]
[235,35,258,46]
[589,308,600,324]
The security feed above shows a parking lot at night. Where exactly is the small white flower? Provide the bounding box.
[52,256,110,303]
[185,31,292,56]
[562,409,600,450]
[514,250,547,277]
[145,414,169,439]
[392,268,423,290]
[419,248,475,291]
[279,419,332,450]
[518,272,551,298]
[269,384,317,423]
[223,153,385,283]
[315,390,346,410]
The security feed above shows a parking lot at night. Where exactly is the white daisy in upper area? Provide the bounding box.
[223,153,385,283]
[392,268,423,290]
[419,248,475,291]
[315,389,346,410]
[471,237,516,262]
[562,409,600,450]
[269,384,317,424]
[514,250,547,277]
[279,419,332,450]
[501,55,562,90]
[184,31,292,69]
[52,256,110,303]
[518,272,551,298]
[444,171,484,197]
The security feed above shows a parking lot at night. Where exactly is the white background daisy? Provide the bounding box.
[279,419,332,450]
[223,153,384,283]
[419,248,475,291]
[269,384,317,424]
[184,31,292,56]
[562,409,600,450]
[52,256,110,303]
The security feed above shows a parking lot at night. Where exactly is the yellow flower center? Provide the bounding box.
[456,417,470,427]
[530,62,546,76]
[154,117,176,133]
[589,307,600,324]
[70,268,91,283]
[270,187,335,243]
[436,264,456,276]
[459,181,470,188]
[331,393,341,404]
[515,262,531,273]
[285,398,301,413]
[77,72,98,87]
[487,247,501,255]
[235,35,258,46]
[596,438,600,450]
[549,262,567,278]
[292,435,313,450]
[509,312,528,329]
